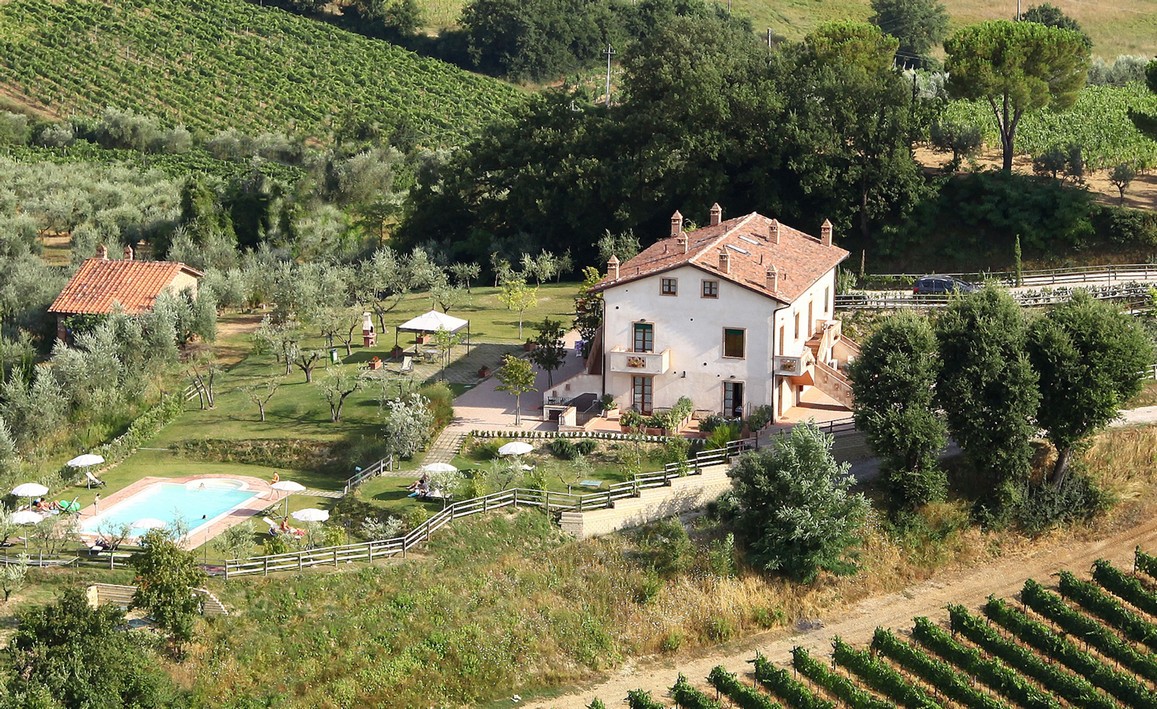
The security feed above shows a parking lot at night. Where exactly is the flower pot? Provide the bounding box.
[478,366,492,378]
[523,341,538,352]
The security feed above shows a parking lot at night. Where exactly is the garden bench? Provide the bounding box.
[578,480,603,490]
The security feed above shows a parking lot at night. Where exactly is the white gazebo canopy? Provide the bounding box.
[395,310,470,353]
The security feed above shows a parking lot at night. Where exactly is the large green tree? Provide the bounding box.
[848,312,947,512]
[945,20,1090,172]
[1028,291,1154,486]
[130,529,207,644]
[1018,3,1092,48]
[869,0,949,61]
[935,287,1040,506]
[727,423,869,583]
[785,22,932,241]
[6,588,180,707]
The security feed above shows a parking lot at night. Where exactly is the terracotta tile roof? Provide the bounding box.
[595,211,849,303]
[49,258,203,316]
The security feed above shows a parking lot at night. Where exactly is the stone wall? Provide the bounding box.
[559,463,732,540]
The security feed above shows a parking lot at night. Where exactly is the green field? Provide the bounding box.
[0,0,522,144]
[416,0,1157,58]
[733,0,1157,57]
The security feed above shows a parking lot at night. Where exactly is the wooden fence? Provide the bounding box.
[867,263,1157,289]
[224,443,749,578]
[343,454,393,494]
[836,282,1153,311]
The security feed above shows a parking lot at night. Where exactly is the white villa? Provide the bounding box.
[550,205,859,427]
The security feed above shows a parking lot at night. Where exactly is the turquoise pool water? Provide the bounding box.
[81,480,258,538]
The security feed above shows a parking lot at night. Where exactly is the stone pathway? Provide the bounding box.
[302,488,343,499]
[424,427,467,464]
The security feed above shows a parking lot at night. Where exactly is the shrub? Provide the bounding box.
[548,437,578,460]
[468,437,503,461]
[633,570,663,605]
[574,439,596,456]
[1009,472,1110,535]
[1094,205,1157,246]
[402,506,431,530]
[746,405,775,431]
[419,382,454,432]
[635,518,693,575]
[704,616,736,642]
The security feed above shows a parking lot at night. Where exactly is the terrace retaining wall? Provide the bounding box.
[559,463,732,540]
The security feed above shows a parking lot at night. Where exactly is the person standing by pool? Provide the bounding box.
[93,493,100,511]
[271,471,279,485]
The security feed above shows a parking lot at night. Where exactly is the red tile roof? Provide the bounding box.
[49,258,203,316]
[595,212,849,303]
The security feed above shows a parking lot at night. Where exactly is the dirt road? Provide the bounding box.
[525,513,1157,707]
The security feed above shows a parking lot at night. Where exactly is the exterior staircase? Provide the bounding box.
[813,359,855,409]
[86,583,228,617]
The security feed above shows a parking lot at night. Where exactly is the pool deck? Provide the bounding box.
[78,474,277,549]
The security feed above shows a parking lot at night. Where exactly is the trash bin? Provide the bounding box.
[330,348,339,364]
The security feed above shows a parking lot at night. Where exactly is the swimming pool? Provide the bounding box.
[81,479,261,539]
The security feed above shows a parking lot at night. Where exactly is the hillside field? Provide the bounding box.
[0,0,522,144]
[416,0,1157,59]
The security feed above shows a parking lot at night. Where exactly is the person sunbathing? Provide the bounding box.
[406,473,430,492]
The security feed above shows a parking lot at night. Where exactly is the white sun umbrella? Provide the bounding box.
[10,510,43,548]
[271,480,307,516]
[498,441,534,457]
[11,482,49,511]
[291,508,329,523]
[421,462,457,473]
[66,453,105,468]
[10,510,43,525]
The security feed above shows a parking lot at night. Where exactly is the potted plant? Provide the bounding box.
[478,365,492,378]
[619,409,643,433]
[523,339,538,352]
[600,394,618,419]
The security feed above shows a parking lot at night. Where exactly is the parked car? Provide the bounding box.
[913,275,978,295]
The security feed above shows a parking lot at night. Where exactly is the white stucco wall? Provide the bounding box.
[601,265,839,419]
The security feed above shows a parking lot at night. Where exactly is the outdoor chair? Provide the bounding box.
[399,356,414,373]
[84,470,106,488]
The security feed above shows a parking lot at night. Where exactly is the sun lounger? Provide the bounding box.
[85,470,106,488]
[399,356,414,373]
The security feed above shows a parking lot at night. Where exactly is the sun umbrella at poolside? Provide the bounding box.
[131,518,168,532]
[66,453,105,468]
[10,510,43,548]
[271,480,307,516]
[498,441,534,457]
[10,510,43,525]
[421,462,457,473]
[11,482,49,511]
[291,508,329,523]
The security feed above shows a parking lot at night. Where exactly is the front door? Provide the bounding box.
[632,376,653,414]
[724,381,744,418]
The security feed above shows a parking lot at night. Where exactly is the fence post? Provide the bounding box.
[545,490,550,511]
[513,489,518,508]
[264,557,269,576]
[335,548,339,567]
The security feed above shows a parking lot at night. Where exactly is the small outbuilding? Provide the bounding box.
[48,244,203,341]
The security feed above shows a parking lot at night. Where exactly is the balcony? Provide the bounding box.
[607,347,671,375]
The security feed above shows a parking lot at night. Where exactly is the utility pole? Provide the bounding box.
[604,44,616,108]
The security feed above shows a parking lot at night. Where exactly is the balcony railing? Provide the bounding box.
[607,347,671,374]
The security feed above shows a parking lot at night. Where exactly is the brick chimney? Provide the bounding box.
[676,233,688,253]
[820,219,833,247]
[607,254,620,280]
[718,248,730,274]
[768,219,780,244]
[767,266,778,292]
[709,203,722,226]
[670,210,683,238]
[96,243,108,260]
[123,244,134,261]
